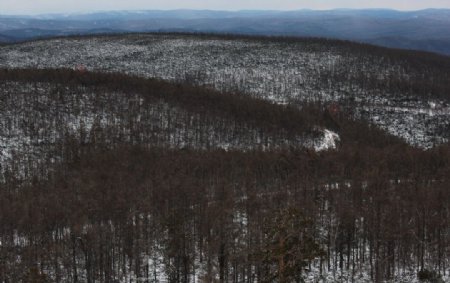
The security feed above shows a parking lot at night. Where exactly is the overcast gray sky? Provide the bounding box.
[1,0,450,15]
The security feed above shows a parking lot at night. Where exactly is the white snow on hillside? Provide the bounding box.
[0,34,448,148]
[314,129,340,151]
[0,81,333,176]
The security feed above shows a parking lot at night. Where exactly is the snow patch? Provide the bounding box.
[315,129,340,151]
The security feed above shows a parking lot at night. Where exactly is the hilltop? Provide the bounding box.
[1,9,450,55]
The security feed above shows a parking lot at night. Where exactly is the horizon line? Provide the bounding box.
[1,7,450,17]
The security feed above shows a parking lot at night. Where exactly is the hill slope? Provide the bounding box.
[1,34,449,147]
[0,34,449,283]
[0,68,351,175]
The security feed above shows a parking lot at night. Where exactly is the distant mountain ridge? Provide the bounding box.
[1,9,450,55]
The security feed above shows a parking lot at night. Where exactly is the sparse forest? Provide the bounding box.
[0,34,449,283]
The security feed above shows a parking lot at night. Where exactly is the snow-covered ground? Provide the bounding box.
[0,34,448,148]
[314,129,340,151]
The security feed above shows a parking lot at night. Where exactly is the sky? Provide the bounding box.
[1,0,450,15]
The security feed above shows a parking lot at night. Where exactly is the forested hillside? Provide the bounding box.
[1,134,449,282]
[0,68,348,173]
[1,34,449,148]
[0,34,449,283]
